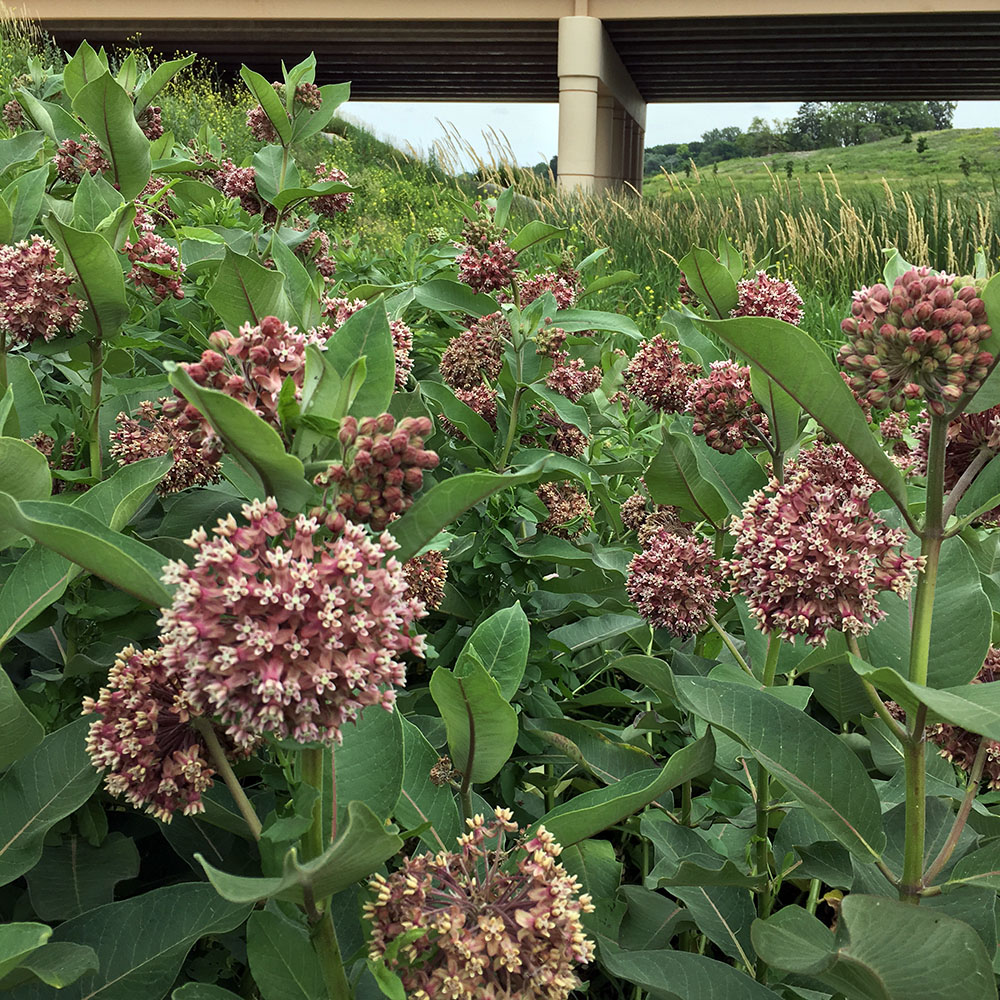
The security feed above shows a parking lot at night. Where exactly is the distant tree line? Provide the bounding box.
[644,101,956,176]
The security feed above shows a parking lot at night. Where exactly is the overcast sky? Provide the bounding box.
[341,100,1000,167]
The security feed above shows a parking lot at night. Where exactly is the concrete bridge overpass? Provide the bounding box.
[19,0,1000,192]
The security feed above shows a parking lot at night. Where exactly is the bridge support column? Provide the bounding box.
[557,15,646,194]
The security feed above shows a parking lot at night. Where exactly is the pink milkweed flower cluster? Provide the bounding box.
[365,809,594,1000]
[3,99,23,132]
[403,550,448,611]
[124,233,185,303]
[82,645,240,823]
[728,459,922,645]
[516,268,582,310]
[839,267,993,415]
[439,313,508,390]
[789,440,878,498]
[731,271,804,325]
[533,410,589,458]
[687,360,768,454]
[25,431,82,494]
[313,164,353,218]
[157,497,426,749]
[54,134,109,183]
[137,105,164,141]
[627,530,723,636]
[321,295,413,390]
[314,414,439,531]
[440,385,499,439]
[133,177,178,234]
[0,235,86,344]
[246,81,323,142]
[455,205,518,294]
[623,335,701,413]
[536,482,592,538]
[296,227,337,279]
[545,356,602,403]
[110,398,223,494]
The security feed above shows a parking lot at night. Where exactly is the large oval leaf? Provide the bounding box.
[674,677,885,859]
[323,298,395,418]
[0,437,51,548]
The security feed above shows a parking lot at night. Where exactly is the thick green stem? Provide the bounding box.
[301,747,327,862]
[310,907,353,1000]
[681,780,692,827]
[88,337,104,480]
[496,385,524,471]
[192,718,261,841]
[755,633,781,980]
[0,329,7,395]
[806,877,821,916]
[706,614,753,677]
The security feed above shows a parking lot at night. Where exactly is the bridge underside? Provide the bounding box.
[35,11,1000,191]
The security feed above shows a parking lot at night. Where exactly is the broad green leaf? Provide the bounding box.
[0,131,44,177]
[0,924,50,980]
[971,271,1000,372]
[4,165,46,241]
[430,660,517,784]
[289,82,350,143]
[548,612,645,654]
[4,884,251,1000]
[947,838,1000,890]
[240,66,291,145]
[0,191,11,244]
[44,215,128,341]
[0,670,43,770]
[387,460,553,563]
[717,234,744,280]
[6,356,46,437]
[0,720,101,889]
[560,838,624,939]
[72,170,125,231]
[167,366,311,511]
[679,248,738,319]
[617,885,686,951]
[0,941,97,990]
[645,427,728,528]
[581,269,640,299]
[551,307,641,339]
[456,602,529,699]
[13,91,81,144]
[323,298,395,417]
[0,438,51,547]
[864,534,991,687]
[600,941,775,1000]
[749,365,800,453]
[509,220,566,252]
[664,309,726,365]
[420,380,495,457]
[197,800,402,905]
[272,180,351,213]
[527,718,656,784]
[414,279,499,318]
[0,456,171,648]
[270,237,319,328]
[63,41,108,101]
[206,249,286,332]
[394,716,462,852]
[27,833,139,920]
[135,54,196,114]
[0,493,171,608]
[247,910,325,1000]
[328,706,403,832]
[752,894,996,1000]
[702,315,910,516]
[682,420,767,516]
[673,884,755,967]
[674,677,885,859]
[528,731,715,848]
[173,986,242,1000]
[72,73,151,199]
[956,452,1000,519]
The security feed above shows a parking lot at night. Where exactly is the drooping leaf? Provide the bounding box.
[527,731,715,848]
[44,215,128,341]
[246,910,325,1000]
[197,800,402,905]
[551,308,641,339]
[72,73,151,199]
[206,248,287,332]
[0,493,171,608]
[387,460,553,563]
[674,677,885,859]
[430,660,518,785]
[0,941,98,990]
[678,248,738,319]
[239,66,292,146]
[509,220,566,253]
[0,437,51,547]
[0,131,44,177]
[14,91,82,145]
[645,427,728,528]
[413,279,499,318]
[456,602,529,700]
[0,924,51,980]
[0,720,102,889]
[134,54,197,114]
[167,366,311,511]
[420,380,496,457]
[323,298,395,417]
[4,165,46,241]
[701,316,910,517]
[4,884,251,1000]
[0,669,43,769]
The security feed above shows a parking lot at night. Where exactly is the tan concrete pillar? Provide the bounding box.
[557,16,602,193]
[632,123,645,192]
[594,92,615,192]
[622,115,635,191]
[611,103,626,189]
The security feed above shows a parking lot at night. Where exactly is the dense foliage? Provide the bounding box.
[3,33,1000,1000]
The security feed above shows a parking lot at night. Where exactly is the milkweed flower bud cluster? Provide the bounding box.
[123,233,185,302]
[136,105,164,141]
[623,335,701,412]
[439,312,508,390]
[536,482,592,538]
[365,809,594,1000]
[313,164,353,218]
[456,204,518,294]
[546,356,602,403]
[728,460,922,645]
[314,414,438,531]
[322,296,413,390]
[82,645,237,822]
[522,410,589,458]
[157,497,426,749]
[925,648,1000,788]
[403,550,448,610]
[54,134,109,183]
[687,360,768,453]
[110,398,223,493]
[731,271,804,325]
[215,160,264,216]
[246,81,324,142]
[517,268,582,310]
[296,227,337,279]
[3,99,23,132]
[839,267,993,415]
[0,235,86,344]
[627,530,723,635]
[678,273,699,308]
[133,177,178,234]
[25,431,82,494]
